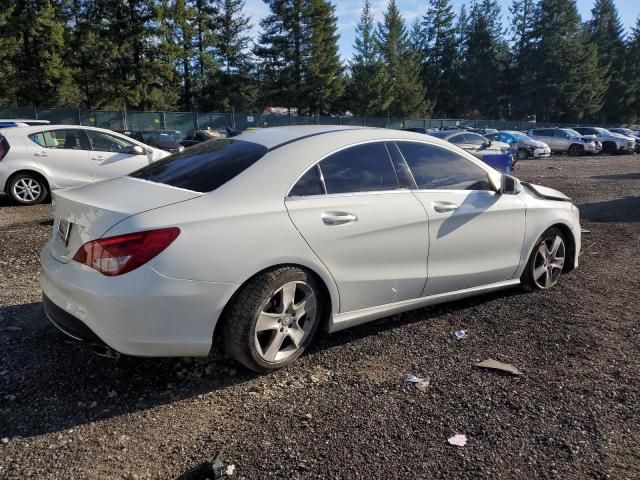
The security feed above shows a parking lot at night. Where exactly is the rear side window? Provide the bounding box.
[464,133,486,145]
[397,142,491,191]
[289,166,324,196]
[0,135,9,161]
[28,129,85,149]
[319,143,398,194]
[449,134,465,144]
[130,139,267,192]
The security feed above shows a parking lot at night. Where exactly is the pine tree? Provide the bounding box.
[375,0,428,117]
[415,0,459,116]
[203,0,256,111]
[626,17,640,123]
[589,0,628,123]
[303,0,344,114]
[346,0,392,116]
[460,0,508,118]
[0,0,77,107]
[107,0,175,109]
[254,0,308,112]
[529,0,604,122]
[158,0,199,109]
[62,0,119,109]
[507,0,536,118]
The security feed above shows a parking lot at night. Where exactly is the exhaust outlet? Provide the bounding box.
[92,344,120,359]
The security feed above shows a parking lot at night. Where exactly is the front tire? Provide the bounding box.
[8,173,48,205]
[516,148,529,160]
[568,144,583,156]
[222,267,323,372]
[521,228,566,290]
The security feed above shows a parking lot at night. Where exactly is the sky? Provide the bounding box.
[244,0,640,61]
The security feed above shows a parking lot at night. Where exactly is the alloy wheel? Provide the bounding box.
[254,281,317,363]
[12,177,42,203]
[532,235,565,289]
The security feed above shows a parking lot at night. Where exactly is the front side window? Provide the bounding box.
[87,131,135,153]
[397,142,491,191]
[29,129,84,150]
[319,143,399,194]
[130,139,268,192]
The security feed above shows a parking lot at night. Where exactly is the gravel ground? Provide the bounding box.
[1,154,639,479]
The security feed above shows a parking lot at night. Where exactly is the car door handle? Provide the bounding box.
[321,211,358,226]
[432,201,459,213]
[91,155,105,161]
[34,150,48,157]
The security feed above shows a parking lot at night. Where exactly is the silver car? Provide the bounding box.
[527,128,602,156]
[486,131,551,160]
[427,130,511,159]
[572,127,635,155]
[609,128,640,153]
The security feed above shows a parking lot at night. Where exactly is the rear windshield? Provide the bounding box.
[130,139,268,192]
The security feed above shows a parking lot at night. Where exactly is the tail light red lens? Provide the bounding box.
[72,227,180,276]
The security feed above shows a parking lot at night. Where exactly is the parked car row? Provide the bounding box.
[406,124,639,159]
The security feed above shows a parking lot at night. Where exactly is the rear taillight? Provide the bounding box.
[72,227,180,276]
[0,136,9,161]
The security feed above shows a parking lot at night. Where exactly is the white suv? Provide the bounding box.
[0,125,170,205]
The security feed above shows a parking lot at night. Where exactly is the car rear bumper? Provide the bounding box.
[40,246,237,357]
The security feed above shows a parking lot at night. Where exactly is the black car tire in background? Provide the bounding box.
[568,144,584,156]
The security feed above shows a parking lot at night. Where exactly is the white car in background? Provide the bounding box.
[41,126,581,372]
[0,125,170,205]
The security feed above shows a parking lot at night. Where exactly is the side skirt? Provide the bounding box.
[328,279,521,333]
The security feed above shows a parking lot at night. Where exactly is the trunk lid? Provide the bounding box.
[48,177,201,263]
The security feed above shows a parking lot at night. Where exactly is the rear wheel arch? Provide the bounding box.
[213,263,335,346]
[5,170,51,204]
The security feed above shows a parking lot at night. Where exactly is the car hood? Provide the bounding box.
[610,132,635,141]
[152,140,182,150]
[580,135,597,142]
[522,183,571,202]
[526,138,548,148]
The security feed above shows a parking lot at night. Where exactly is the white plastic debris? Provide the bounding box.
[475,359,523,376]
[448,434,467,447]
[226,465,236,476]
[455,330,466,339]
[404,374,429,392]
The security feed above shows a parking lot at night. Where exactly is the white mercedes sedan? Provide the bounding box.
[41,126,581,372]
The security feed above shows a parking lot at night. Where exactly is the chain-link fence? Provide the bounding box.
[1,106,583,133]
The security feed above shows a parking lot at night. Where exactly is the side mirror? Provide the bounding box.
[500,174,522,195]
[131,145,145,155]
[484,140,492,147]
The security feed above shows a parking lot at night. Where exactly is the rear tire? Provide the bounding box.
[568,144,583,156]
[602,141,617,155]
[222,267,323,373]
[521,227,566,291]
[7,173,48,205]
[516,148,529,160]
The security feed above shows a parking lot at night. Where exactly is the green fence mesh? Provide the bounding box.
[1,107,585,134]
